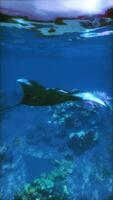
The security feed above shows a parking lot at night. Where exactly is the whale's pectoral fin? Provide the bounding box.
[17,79,46,103]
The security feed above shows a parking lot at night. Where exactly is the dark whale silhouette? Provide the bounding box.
[0,78,111,112]
[17,79,81,106]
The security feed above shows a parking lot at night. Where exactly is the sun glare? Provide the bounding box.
[84,0,101,13]
[63,0,102,14]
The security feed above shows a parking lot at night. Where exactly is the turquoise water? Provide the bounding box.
[0,15,113,200]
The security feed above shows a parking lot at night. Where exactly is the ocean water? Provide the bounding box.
[0,15,113,200]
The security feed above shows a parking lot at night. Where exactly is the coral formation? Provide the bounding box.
[67,130,98,155]
[14,160,73,200]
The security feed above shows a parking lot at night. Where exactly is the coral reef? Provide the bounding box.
[67,129,98,155]
[0,92,112,200]
[13,160,73,200]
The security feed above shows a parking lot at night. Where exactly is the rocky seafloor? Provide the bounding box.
[0,91,113,200]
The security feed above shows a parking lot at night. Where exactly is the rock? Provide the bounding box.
[55,18,66,25]
[48,27,56,33]
[105,8,113,19]
[67,130,98,155]
[80,17,112,29]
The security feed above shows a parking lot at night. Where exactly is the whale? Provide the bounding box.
[17,79,81,106]
[17,79,110,108]
[0,78,111,112]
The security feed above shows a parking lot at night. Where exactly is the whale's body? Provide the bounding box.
[17,79,80,106]
[17,79,108,108]
[0,78,111,113]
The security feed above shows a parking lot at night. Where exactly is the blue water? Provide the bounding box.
[0,17,113,200]
[1,23,113,95]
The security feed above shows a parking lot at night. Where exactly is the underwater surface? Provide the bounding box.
[0,14,113,200]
